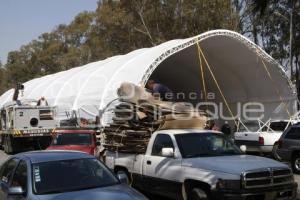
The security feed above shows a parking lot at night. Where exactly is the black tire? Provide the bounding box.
[4,135,13,154]
[39,137,52,149]
[272,143,281,161]
[189,188,209,200]
[3,138,8,153]
[292,153,300,174]
[0,135,4,150]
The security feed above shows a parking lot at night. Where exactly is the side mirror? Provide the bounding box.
[8,186,25,195]
[117,171,129,184]
[161,148,174,157]
[240,145,247,153]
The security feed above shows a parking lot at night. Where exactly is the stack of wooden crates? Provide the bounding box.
[102,82,207,153]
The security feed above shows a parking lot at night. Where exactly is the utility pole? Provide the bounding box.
[274,9,294,78]
[274,1,297,108]
[289,0,299,109]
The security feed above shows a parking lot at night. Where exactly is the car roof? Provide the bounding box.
[54,127,96,134]
[155,129,222,135]
[14,150,94,164]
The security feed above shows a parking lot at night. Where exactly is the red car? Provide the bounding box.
[47,128,101,157]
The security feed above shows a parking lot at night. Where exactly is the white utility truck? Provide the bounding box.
[0,100,58,153]
[105,129,297,200]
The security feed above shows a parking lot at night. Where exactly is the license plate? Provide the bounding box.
[265,192,276,200]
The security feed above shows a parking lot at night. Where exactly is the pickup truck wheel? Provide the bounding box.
[272,143,281,160]
[292,153,300,174]
[4,135,13,154]
[189,188,209,200]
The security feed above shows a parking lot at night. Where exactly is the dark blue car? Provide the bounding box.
[0,150,147,200]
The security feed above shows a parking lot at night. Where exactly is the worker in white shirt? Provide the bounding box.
[37,97,48,106]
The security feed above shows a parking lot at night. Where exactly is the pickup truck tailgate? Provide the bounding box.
[234,131,260,146]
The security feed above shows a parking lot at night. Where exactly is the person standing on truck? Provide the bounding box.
[95,116,100,128]
[145,80,174,101]
[12,83,24,106]
[37,96,48,106]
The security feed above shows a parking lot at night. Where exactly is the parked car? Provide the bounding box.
[47,128,101,157]
[105,129,297,200]
[276,124,300,174]
[234,120,290,154]
[0,150,147,200]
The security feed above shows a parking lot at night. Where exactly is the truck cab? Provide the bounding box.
[106,129,297,200]
[47,128,101,157]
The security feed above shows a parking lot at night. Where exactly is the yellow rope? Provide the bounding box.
[260,59,291,118]
[196,42,238,127]
[196,42,207,103]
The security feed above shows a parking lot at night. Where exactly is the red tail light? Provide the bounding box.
[278,140,283,149]
[258,136,264,145]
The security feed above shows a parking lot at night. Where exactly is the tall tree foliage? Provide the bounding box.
[1,0,240,93]
[0,63,6,94]
[241,0,300,79]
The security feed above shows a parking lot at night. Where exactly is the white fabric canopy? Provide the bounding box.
[0,30,296,121]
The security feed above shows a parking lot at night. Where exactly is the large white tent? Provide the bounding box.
[0,30,296,123]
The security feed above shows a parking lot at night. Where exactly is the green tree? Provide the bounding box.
[1,0,241,94]
[243,0,300,79]
[0,61,4,94]
[89,0,240,56]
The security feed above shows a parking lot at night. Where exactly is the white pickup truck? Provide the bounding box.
[105,129,297,200]
[234,120,290,154]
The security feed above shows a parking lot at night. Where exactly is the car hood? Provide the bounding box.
[182,155,288,175]
[47,145,93,155]
[37,184,147,200]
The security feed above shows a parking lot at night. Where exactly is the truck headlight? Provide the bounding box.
[217,179,241,190]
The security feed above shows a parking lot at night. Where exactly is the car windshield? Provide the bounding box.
[238,122,260,132]
[33,158,119,195]
[53,133,92,145]
[175,133,242,158]
[270,122,288,131]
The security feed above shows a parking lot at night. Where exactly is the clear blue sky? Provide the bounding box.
[0,0,98,64]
